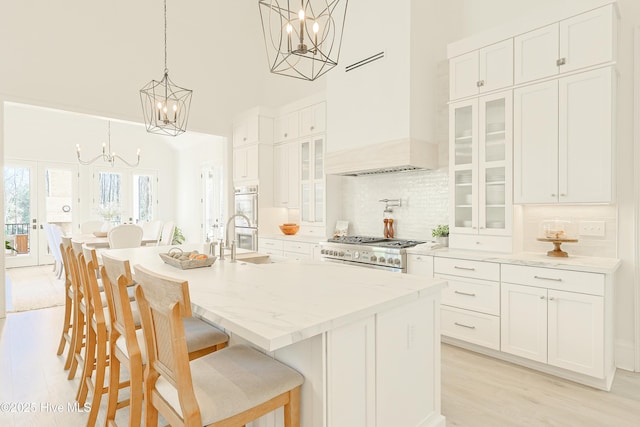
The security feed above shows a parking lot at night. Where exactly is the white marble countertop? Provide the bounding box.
[102,244,446,352]
[259,234,327,244]
[406,246,621,274]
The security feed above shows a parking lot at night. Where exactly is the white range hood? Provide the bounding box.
[324,138,438,176]
[325,0,440,176]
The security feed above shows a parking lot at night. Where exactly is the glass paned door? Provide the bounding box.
[4,161,78,268]
[450,100,477,233]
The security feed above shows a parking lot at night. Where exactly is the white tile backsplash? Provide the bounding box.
[520,205,617,258]
[340,168,449,240]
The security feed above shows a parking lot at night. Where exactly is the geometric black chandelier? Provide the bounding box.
[140,0,192,137]
[76,121,141,168]
[258,0,349,81]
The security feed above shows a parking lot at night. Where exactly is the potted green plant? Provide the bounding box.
[172,226,185,245]
[432,224,449,247]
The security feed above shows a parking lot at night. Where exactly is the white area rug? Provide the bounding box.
[6,265,65,312]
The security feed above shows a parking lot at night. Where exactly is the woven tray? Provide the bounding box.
[159,248,217,269]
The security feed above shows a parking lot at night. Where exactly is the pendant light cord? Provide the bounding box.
[164,0,168,74]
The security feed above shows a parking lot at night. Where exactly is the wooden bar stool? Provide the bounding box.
[56,236,74,358]
[65,240,88,379]
[134,264,303,427]
[101,253,229,427]
[75,247,110,427]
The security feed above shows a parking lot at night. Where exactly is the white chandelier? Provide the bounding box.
[140,0,192,136]
[259,0,349,81]
[76,121,141,168]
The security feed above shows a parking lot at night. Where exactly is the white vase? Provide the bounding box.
[436,236,449,247]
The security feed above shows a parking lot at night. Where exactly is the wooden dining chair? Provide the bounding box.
[134,264,303,427]
[101,254,230,427]
[56,236,74,358]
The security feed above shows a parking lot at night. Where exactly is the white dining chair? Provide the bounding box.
[108,224,144,249]
[158,221,175,246]
[141,220,163,244]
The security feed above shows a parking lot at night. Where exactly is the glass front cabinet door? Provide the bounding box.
[449,91,512,236]
[300,135,325,224]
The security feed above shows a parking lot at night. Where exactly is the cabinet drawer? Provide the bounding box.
[259,238,284,250]
[283,241,313,255]
[501,264,604,296]
[258,247,283,257]
[441,306,500,350]
[437,274,500,316]
[434,257,500,281]
[407,254,434,277]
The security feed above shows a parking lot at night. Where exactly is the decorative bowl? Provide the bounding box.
[279,223,300,235]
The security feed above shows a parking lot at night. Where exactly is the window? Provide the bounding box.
[93,168,157,223]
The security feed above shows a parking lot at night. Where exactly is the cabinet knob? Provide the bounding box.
[310,126,315,131]
[549,297,555,301]
[540,296,545,300]
[556,57,567,66]
[551,193,557,197]
[476,80,485,87]
[560,193,566,197]
[284,133,288,138]
[243,137,247,141]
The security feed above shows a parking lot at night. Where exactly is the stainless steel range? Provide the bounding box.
[319,236,425,273]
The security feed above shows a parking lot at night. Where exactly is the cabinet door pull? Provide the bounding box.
[551,193,557,197]
[556,57,566,66]
[454,266,476,271]
[416,256,422,260]
[284,133,288,138]
[549,297,555,301]
[534,275,562,282]
[454,322,476,329]
[454,290,476,297]
[310,126,315,131]
[559,193,566,197]
[540,295,545,300]
[476,80,485,87]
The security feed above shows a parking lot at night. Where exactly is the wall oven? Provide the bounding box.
[234,186,258,228]
[233,186,258,251]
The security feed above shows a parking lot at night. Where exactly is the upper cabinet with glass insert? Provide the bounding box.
[449,91,513,244]
[300,135,325,224]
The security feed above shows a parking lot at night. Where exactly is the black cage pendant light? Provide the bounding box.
[140,0,192,137]
[259,0,348,81]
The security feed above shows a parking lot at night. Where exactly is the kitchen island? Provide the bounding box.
[103,244,446,427]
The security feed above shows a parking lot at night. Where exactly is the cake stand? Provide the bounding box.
[536,238,578,257]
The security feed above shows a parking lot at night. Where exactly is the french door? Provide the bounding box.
[4,160,78,268]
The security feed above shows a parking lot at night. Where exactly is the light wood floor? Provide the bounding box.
[0,306,638,426]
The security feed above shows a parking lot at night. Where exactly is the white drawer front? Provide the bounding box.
[258,247,283,257]
[437,274,500,316]
[283,241,313,255]
[407,254,434,277]
[259,238,284,250]
[441,306,500,350]
[501,264,604,296]
[435,257,500,281]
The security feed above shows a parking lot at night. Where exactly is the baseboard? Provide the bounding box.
[615,339,636,371]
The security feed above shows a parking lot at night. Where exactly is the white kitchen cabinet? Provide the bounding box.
[274,111,299,143]
[514,4,615,84]
[232,110,273,148]
[435,257,501,350]
[283,240,313,260]
[273,141,300,208]
[258,237,284,256]
[406,254,434,277]
[232,145,259,183]
[514,67,613,203]
[300,135,325,224]
[299,102,326,137]
[449,90,512,247]
[501,264,606,379]
[450,39,513,100]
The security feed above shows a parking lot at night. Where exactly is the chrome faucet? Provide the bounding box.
[224,213,251,261]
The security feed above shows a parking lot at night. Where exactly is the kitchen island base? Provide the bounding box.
[204,295,445,427]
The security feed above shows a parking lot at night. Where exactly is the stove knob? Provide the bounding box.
[394,258,401,265]
[353,251,360,259]
[321,249,326,255]
[339,251,345,257]
[379,257,385,263]
[387,258,394,265]
[370,255,377,262]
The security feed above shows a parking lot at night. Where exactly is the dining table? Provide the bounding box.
[68,233,158,248]
[99,243,447,427]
